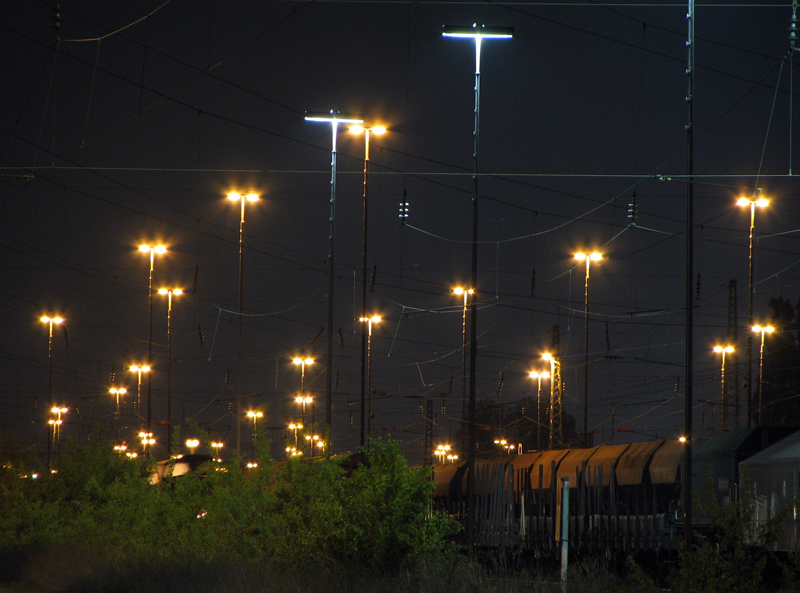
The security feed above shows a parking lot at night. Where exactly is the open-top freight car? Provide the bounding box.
[431,426,798,556]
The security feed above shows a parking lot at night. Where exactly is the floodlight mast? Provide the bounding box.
[442,22,513,561]
[304,111,364,442]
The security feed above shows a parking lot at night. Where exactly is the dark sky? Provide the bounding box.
[2,1,799,464]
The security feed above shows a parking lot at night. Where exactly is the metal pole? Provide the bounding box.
[758,331,767,423]
[360,130,370,450]
[683,0,695,554]
[166,291,174,453]
[46,321,54,472]
[560,476,570,592]
[136,371,143,430]
[460,291,468,453]
[536,377,542,451]
[327,141,336,436]
[466,35,481,564]
[115,390,120,444]
[549,359,555,450]
[147,250,154,440]
[236,199,245,459]
[746,202,755,426]
[583,258,590,447]
[305,112,364,445]
[367,320,373,440]
[441,26,512,558]
[721,350,728,432]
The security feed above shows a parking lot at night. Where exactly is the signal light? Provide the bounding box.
[616,427,631,432]
[627,198,637,222]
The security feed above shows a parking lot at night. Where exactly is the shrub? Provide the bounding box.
[0,431,461,587]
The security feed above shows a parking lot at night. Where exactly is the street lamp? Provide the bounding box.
[48,406,68,464]
[139,431,155,455]
[139,244,166,436]
[713,345,735,432]
[40,316,64,408]
[305,110,364,439]
[129,365,151,431]
[247,410,263,460]
[443,24,512,558]
[494,438,515,454]
[288,422,303,448]
[435,444,451,464]
[737,193,769,426]
[292,357,314,393]
[40,315,64,472]
[542,352,561,449]
[453,287,474,453]
[358,314,381,445]
[294,395,313,426]
[304,433,322,456]
[292,357,314,425]
[752,325,774,424]
[575,251,602,447]
[349,123,387,451]
[185,438,200,455]
[158,287,182,452]
[529,370,551,451]
[109,387,127,445]
[227,191,259,461]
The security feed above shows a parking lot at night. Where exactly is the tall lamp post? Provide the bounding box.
[529,370,551,451]
[139,431,155,455]
[40,315,64,472]
[435,444,451,464]
[443,24,512,558]
[293,356,314,425]
[453,287,474,453]
[139,244,166,437]
[752,324,774,424]
[129,365,151,432]
[227,191,259,460]
[247,410,263,460]
[295,395,313,427]
[713,345,735,432]
[349,123,387,450]
[185,438,200,455]
[288,422,303,448]
[305,111,364,442]
[575,251,602,447]
[48,406,68,465]
[109,387,127,446]
[737,193,769,426]
[158,287,182,453]
[359,315,381,443]
[542,352,561,449]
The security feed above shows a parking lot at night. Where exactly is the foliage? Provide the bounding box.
[625,474,797,593]
[259,437,460,573]
[0,431,460,590]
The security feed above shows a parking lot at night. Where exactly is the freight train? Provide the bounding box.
[429,426,800,556]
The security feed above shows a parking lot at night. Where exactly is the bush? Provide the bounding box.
[0,431,461,588]
[625,474,798,593]
[258,438,461,573]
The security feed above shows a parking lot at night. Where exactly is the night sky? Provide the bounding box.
[2,1,799,464]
